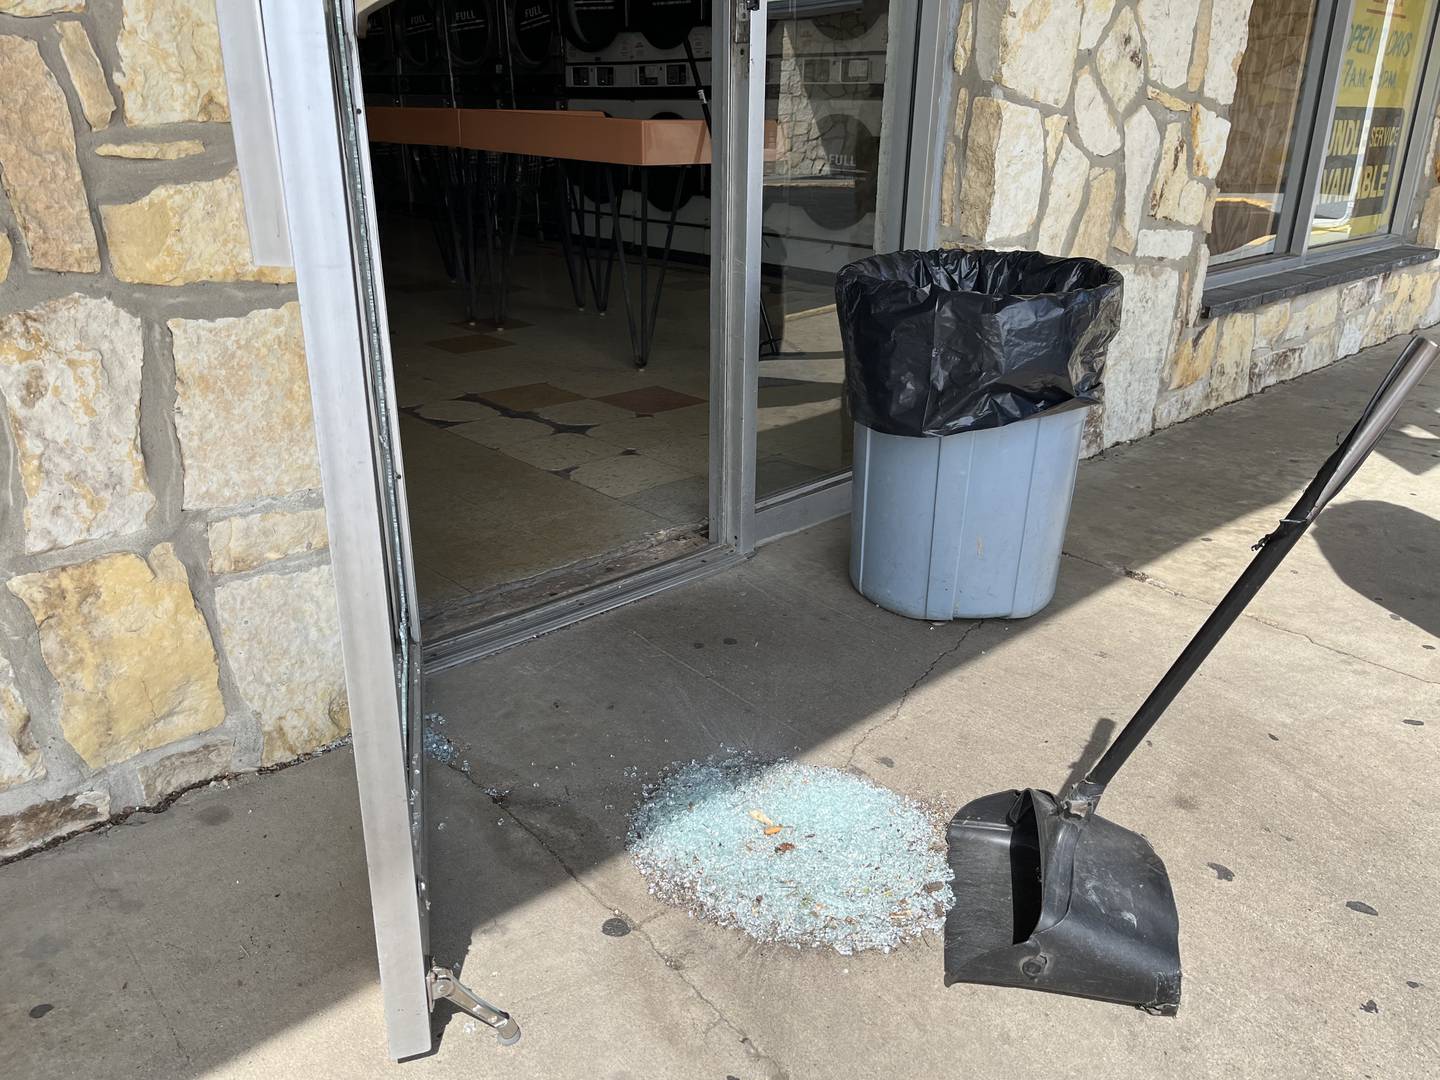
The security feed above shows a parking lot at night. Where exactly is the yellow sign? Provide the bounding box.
[1315,0,1434,243]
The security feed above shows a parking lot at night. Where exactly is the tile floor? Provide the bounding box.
[379,214,851,621]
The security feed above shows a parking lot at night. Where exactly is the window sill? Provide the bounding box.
[1200,244,1439,319]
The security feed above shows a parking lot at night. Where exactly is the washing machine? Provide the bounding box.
[438,0,567,106]
[496,0,567,105]
[560,1,713,118]
[441,1,500,106]
[368,0,565,108]
[560,1,714,258]
[389,0,453,105]
[359,4,401,105]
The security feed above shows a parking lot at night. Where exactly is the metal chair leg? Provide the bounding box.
[604,166,639,363]
[643,165,687,361]
[554,165,586,310]
[637,168,650,368]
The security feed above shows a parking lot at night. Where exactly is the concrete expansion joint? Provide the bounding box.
[433,753,790,1077]
[845,619,987,771]
[1060,550,1440,687]
[1060,548,1188,599]
[1243,614,1440,688]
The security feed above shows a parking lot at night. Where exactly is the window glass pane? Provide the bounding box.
[755,1,901,499]
[1310,0,1436,247]
[1210,0,1322,265]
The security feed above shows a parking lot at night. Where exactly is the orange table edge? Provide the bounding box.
[365,106,780,166]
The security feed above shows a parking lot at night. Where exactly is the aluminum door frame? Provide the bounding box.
[246,0,948,1054]
[260,0,432,1059]
[713,0,771,554]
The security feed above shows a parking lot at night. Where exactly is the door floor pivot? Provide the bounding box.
[428,963,521,1045]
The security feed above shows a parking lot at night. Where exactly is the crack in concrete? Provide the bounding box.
[844,620,986,770]
[434,756,790,1077]
[1061,549,1189,599]
[1060,550,1440,687]
[0,737,353,868]
[1243,614,1440,687]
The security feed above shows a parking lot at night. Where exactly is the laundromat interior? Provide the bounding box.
[359,0,913,636]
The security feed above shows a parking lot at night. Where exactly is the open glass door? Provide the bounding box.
[262,0,518,1059]
[262,0,774,1060]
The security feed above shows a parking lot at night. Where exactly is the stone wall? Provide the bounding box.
[943,0,1440,453]
[0,0,347,858]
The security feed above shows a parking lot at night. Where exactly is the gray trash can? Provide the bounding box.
[850,408,1086,620]
[835,249,1122,622]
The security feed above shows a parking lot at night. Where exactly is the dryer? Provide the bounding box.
[500,0,566,104]
[443,1,500,106]
[444,0,565,106]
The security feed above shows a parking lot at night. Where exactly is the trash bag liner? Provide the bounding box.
[835,248,1123,438]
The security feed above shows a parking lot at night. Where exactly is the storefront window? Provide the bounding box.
[1208,0,1440,275]
[1311,0,1437,246]
[1211,0,1321,264]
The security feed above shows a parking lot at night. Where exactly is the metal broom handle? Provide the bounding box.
[1061,334,1440,816]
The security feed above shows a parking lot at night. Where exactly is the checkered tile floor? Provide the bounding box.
[404,381,708,491]
[378,219,847,617]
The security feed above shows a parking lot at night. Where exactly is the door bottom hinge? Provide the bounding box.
[428,963,521,1045]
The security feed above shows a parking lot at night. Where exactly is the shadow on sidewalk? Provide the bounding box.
[1314,498,1440,637]
[1,334,1436,1076]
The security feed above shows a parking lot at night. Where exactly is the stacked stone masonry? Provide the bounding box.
[0,0,345,858]
[945,0,1440,454]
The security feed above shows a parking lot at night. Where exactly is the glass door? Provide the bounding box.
[749,0,932,537]
[261,0,435,1059]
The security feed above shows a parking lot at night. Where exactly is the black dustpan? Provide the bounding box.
[945,334,1439,1015]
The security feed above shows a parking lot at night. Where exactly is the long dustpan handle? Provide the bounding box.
[1062,334,1440,816]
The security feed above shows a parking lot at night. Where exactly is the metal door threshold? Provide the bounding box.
[423,544,748,671]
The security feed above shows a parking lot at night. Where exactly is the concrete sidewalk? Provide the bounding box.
[2,335,1438,1079]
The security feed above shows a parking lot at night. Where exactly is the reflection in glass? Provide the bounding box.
[756,1,897,499]
[1310,0,1436,247]
[1209,0,1319,265]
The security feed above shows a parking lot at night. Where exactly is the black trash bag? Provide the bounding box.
[835,248,1124,438]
